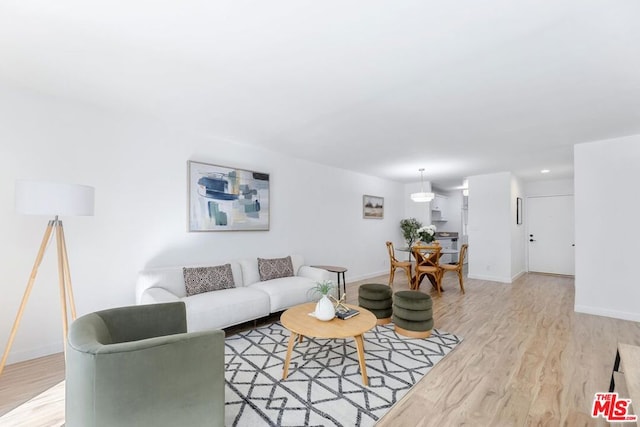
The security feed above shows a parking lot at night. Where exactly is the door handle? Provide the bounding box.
[529,239,536,242]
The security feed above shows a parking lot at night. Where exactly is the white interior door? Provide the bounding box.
[527,195,575,275]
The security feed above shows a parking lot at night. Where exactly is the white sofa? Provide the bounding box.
[135,255,332,332]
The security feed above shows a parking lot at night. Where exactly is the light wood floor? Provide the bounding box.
[1,271,639,426]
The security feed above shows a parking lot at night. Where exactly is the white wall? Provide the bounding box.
[510,176,526,280]
[467,172,525,282]
[524,179,574,197]
[0,87,404,363]
[574,134,640,321]
[467,172,513,282]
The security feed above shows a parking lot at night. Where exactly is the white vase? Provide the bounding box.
[315,294,335,321]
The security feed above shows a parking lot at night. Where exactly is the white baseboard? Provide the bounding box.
[348,270,389,283]
[511,270,526,282]
[574,305,640,322]
[467,273,512,283]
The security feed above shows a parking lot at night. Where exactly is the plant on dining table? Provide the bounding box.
[417,224,437,243]
[400,217,422,248]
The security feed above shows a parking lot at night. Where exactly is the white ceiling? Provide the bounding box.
[2,1,639,187]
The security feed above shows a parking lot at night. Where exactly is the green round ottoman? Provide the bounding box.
[393,291,433,338]
[358,283,393,325]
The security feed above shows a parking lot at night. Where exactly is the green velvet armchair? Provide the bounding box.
[65,302,225,427]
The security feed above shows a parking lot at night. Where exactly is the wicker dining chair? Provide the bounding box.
[411,244,443,296]
[385,241,412,288]
[440,244,468,294]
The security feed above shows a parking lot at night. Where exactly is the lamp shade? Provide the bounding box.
[15,180,95,216]
[410,168,434,203]
[410,191,435,202]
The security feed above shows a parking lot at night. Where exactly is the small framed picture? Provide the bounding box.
[363,195,384,219]
[516,197,523,225]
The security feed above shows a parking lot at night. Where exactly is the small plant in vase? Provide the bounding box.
[417,224,437,244]
[309,280,336,321]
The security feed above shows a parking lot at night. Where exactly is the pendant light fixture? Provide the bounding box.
[410,168,435,202]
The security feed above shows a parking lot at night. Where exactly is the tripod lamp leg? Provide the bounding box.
[58,223,77,320]
[0,221,55,376]
[55,221,69,353]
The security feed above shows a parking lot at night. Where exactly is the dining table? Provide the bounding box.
[396,246,459,261]
[395,246,459,290]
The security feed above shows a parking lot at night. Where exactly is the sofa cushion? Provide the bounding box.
[183,264,235,296]
[183,287,270,331]
[257,256,294,281]
[248,276,317,312]
[239,255,305,286]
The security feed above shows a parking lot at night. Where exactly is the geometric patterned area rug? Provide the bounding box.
[225,322,462,427]
[0,322,461,427]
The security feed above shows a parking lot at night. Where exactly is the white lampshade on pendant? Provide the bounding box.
[410,168,434,203]
[411,192,435,202]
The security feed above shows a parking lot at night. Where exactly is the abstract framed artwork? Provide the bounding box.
[516,197,523,225]
[188,161,270,231]
[363,195,384,219]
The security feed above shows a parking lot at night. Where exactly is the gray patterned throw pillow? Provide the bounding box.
[258,256,294,281]
[183,264,235,296]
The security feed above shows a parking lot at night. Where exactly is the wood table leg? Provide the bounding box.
[282,331,298,380]
[353,334,368,386]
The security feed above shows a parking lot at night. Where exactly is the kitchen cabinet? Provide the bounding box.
[431,194,448,221]
[436,238,458,265]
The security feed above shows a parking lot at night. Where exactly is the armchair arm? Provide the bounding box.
[97,302,187,344]
[72,329,223,355]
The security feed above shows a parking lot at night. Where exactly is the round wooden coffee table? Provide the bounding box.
[280,302,377,386]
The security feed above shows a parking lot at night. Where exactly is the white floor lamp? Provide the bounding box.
[0,180,95,376]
